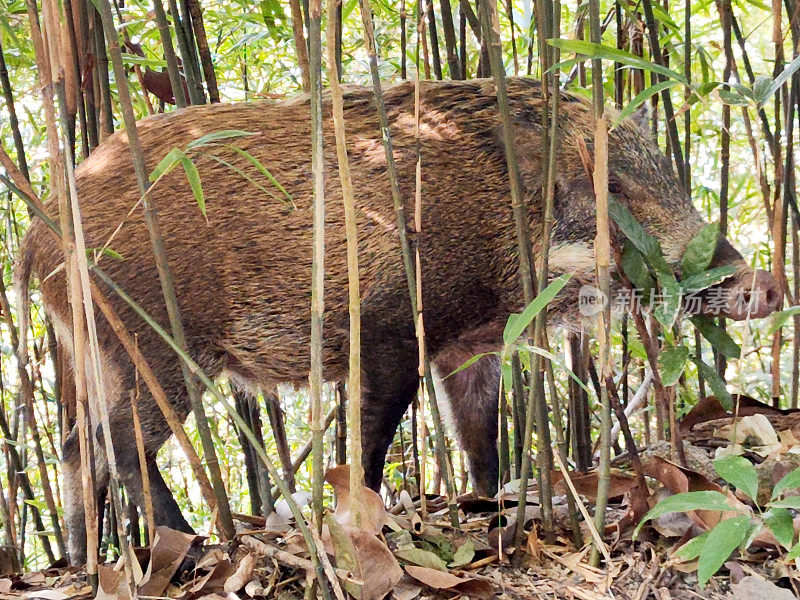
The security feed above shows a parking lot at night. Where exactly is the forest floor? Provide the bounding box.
[2,394,800,600]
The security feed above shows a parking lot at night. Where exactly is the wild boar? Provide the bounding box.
[18,78,780,564]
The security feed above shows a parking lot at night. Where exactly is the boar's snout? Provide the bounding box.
[717,268,782,320]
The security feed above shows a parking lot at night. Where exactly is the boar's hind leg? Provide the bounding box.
[432,331,502,497]
[62,431,90,565]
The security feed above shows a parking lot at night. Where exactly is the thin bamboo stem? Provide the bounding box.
[325,0,366,526]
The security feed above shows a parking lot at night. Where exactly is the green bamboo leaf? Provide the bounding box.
[225,144,293,202]
[446,352,496,378]
[766,305,800,336]
[659,345,689,387]
[772,466,800,499]
[760,53,800,107]
[764,508,794,548]
[518,344,593,395]
[548,39,688,84]
[178,154,206,218]
[634,491,735,538]
[713,455,758,501]
[691,355,732,409]
[612,80,680,129]
[690,316,741,359]
[698,516,751,586]
[149,147,184,181]
[502,274,571,344]
[608,198,671,274]
[681,223,719,278]
[186,129,255,149]
[719,88,751,106]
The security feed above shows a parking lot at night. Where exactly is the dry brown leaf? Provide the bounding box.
[326,465,387,535]
[324,516,402,600]
[643,456,749,532]
[391,576,422,600]
[96,564,131,600]
[404,565,493,599]
[731,576,797,600]
[680,395,795,434]
[552,468,637,501]
[224,553,256,593]
[138,526,205,597]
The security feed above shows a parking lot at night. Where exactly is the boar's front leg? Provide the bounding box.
[359,337,420,490]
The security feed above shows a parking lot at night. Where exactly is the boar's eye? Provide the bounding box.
[608,179,623,195]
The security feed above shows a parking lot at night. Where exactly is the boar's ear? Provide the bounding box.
[629,103,652,135]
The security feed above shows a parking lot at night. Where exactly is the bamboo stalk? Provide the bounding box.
[289,0,311,91]
[0,42,31,184]
[184,0,219,102]
[640,0,685,184]
[167,0,204,103]
[130,385,156,549]
[325,0,366,526]
[307,0,326,537]
[94,0,236,542]
[152,0,188,108]
[426,0,443,79]
[0,278,67,559]
[358,0,460,526]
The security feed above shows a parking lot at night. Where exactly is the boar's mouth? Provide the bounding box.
[686,268,782,321]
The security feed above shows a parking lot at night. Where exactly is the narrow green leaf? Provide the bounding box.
[634,491,734,538]
[612,80,680,129]
[766,305,800,336]
[518,344,593,395]
[446,352,496,378]
[178,154,206,218]
[772,466,800,499]
[659,345,689,387]
[691,316,741,359]
[225,145,293,202]
[691,356,732,409]
[761,53,800,107]
[186,129,255,149]
[654,272,681,327]
[149,147,184,182]
[681,223,720,278]
[502,275,571,344]
[719,89,751,106]
[713,455,758,501]
[548,39,688,84]
[764,508,794,548]
[697,516,751,586]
